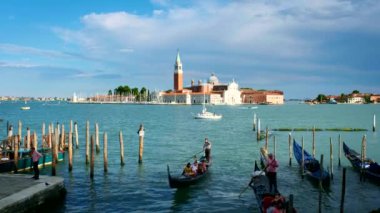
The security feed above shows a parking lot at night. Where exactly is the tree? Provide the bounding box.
[108,90,112,96]
[352,90,360,94]
[315,94,327,103]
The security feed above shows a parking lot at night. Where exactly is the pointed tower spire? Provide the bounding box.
[174,49,183,91]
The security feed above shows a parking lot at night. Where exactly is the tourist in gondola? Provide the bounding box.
[266,153,279,193]
[182,162,194,177]
[191,160,198,176]
[267,193,285,213]
[203,138,211,161]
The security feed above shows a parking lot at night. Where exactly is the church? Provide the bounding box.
[159,51,242,105]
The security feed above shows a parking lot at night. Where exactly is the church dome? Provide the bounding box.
[208,73,219,85]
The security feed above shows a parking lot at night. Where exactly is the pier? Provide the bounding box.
[0,174,65,212]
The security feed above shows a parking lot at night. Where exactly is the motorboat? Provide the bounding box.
[194,107,222,119]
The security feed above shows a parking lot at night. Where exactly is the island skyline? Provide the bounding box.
[1,0,379,99]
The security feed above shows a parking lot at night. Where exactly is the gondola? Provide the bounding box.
[293,140,330,186]
[343,142,380,181]
[249,161,295,213]
[167,154,211,188]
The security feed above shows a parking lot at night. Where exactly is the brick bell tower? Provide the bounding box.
[174,50,183,91]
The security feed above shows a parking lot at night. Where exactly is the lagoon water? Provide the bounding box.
[0,102,379,212]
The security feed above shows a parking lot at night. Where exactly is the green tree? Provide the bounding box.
[352,90,360,94]
[108,90,112,96]
[315,94,327,103]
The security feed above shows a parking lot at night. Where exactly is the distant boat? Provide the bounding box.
[194,88,222,119]
[20,101,30,110]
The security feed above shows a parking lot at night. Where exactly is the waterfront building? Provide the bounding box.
[240,89,284,104]
[347,94,365,104]
[370,94,380,103]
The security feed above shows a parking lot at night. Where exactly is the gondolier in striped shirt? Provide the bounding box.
[266,153,279,193]
[31,147,42,180]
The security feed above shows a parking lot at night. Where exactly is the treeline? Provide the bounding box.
[314,90,372,103]
[108,85,150,101]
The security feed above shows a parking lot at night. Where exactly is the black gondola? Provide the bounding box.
[343,142,380,181]
[293,139,330,186]
[167,154,212,188]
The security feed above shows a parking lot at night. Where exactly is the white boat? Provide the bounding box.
[20,106,30,110]
[20,100,30,110]
[194,89,222,120]
[194,107,222,119]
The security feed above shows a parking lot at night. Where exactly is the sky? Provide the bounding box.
[1,0,380,99]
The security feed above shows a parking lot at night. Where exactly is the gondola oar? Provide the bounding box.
[239,162,268,198]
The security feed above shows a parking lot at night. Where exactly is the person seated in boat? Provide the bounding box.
[266,193,285,213]
[191,160,199,176]
[197,163,204,174]
[182,162,194,177]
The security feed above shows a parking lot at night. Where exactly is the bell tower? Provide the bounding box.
[174,50,183,91]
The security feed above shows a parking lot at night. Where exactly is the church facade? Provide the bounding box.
[160,51,241,105]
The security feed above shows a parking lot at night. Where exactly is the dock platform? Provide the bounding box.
[0,174,65,213]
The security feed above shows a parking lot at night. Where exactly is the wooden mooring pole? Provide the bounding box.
[330,137,333,180]
[119,130,125,166]
[18,120,22,141]
[318,154,324,213]
[338,134,341,167]
[95,123,100,153]
[54,128,59,162]
[138,124,145,164]
[26,127,30,149]
[340,168,347,213]
[52,133,56,176]
[42,122,45,147]
[257,119,261,140]
[253,113,256,131]
[360,135,366,182]
[265,127,268,150]
[33,131,37,149]
[68,132,73,172]
[312,126,315,158]
[74,122,79,149]
[104,132,108,173]
[90,135,95,179]
[14,136,19,173]
[86,121,89,164]
[301,136,304,179]
[373,114,376,132]
[288,133,292,166]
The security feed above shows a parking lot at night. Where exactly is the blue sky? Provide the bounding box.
[1,0,380,99]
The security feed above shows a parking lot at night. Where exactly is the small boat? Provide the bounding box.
[194,107,222,119]
[249,161,295,213]
[343,142,380,180]
[0,148,65,173]
[167,153,212,188]
[20,106,30,110]
[293,140,330,186]
[20,100,30,110]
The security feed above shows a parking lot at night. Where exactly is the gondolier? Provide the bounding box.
[31,147,42,180]
[266,153,278,193]
[203,138,211,161]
